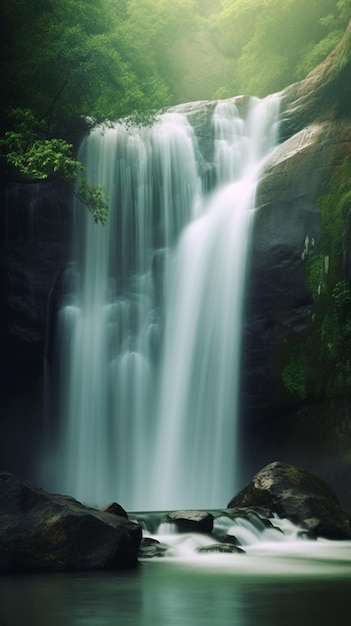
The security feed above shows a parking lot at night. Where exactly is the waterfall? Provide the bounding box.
[148,98,280,510]
[47,96,280,511]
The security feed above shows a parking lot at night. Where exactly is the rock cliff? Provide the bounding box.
[240,20,351,502]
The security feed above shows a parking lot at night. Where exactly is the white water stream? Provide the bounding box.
[135,510,351,577]
[46,96,280,511]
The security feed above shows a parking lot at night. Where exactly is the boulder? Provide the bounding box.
[100,502,128,519]
[210,531,242,546]
[164,510,214,533]
[196,544,245,554]
[138,537,171,558]
[228,461,351,540]
[225,506,274,526]
[0,473,142,573]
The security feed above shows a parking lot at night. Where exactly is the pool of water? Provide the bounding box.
[2,544,351,626]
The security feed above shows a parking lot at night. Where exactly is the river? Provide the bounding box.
[2,547,351,626]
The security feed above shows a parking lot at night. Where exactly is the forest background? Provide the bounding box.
[0,0,350,222]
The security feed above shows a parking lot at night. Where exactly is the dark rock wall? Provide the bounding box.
[245,120,351,417]
[0,178,72,481]
[240,119,351,506]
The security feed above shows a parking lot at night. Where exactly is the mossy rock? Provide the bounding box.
[228,461,351,540]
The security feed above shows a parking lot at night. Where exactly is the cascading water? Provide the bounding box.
[149,97,280,510]
[46,95,280,511]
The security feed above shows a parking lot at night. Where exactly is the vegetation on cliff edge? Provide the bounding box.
[282,156,351,401]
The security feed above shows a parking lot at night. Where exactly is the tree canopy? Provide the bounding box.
[0,0,177,222]
[209,0,351,97]
[0,1,174,135]
[2,0,349,134]
[1,0,350,223]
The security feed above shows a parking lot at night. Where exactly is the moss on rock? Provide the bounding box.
[282,155,351,402]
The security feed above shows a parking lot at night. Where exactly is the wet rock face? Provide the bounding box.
[228,461,351,540]
[173,94,254,190]
[243,119,351,419]
[0,180,72,377]
[243,20,351,419]
[0,179,73,479]
[0,473,142,573]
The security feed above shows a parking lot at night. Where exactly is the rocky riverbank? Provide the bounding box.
[1,462,351,573]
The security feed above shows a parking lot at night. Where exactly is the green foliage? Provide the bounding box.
[207,0,350,97]
[295,31,342,80]
[210,0,264,58]
[1,0,350,120]
[212,87,232,100]
[123,110,160,130]
[76,178,110,226]
[0,108,109,225]
[282,157,351,401]
[123,0,200,96]
[0,1,177,223]
[238,0,341,95]
[282,349,308,400]
[6,137,78,180]
[0,0,172,122]
[338,0,351,22]
[1,0,350,224]
[0,109,77,180]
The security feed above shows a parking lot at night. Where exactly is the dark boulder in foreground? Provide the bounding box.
[0,473,142,573]
[164,510,214,533]
[228,461,351,540]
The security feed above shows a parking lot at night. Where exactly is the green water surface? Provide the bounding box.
[1,556,351,626]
